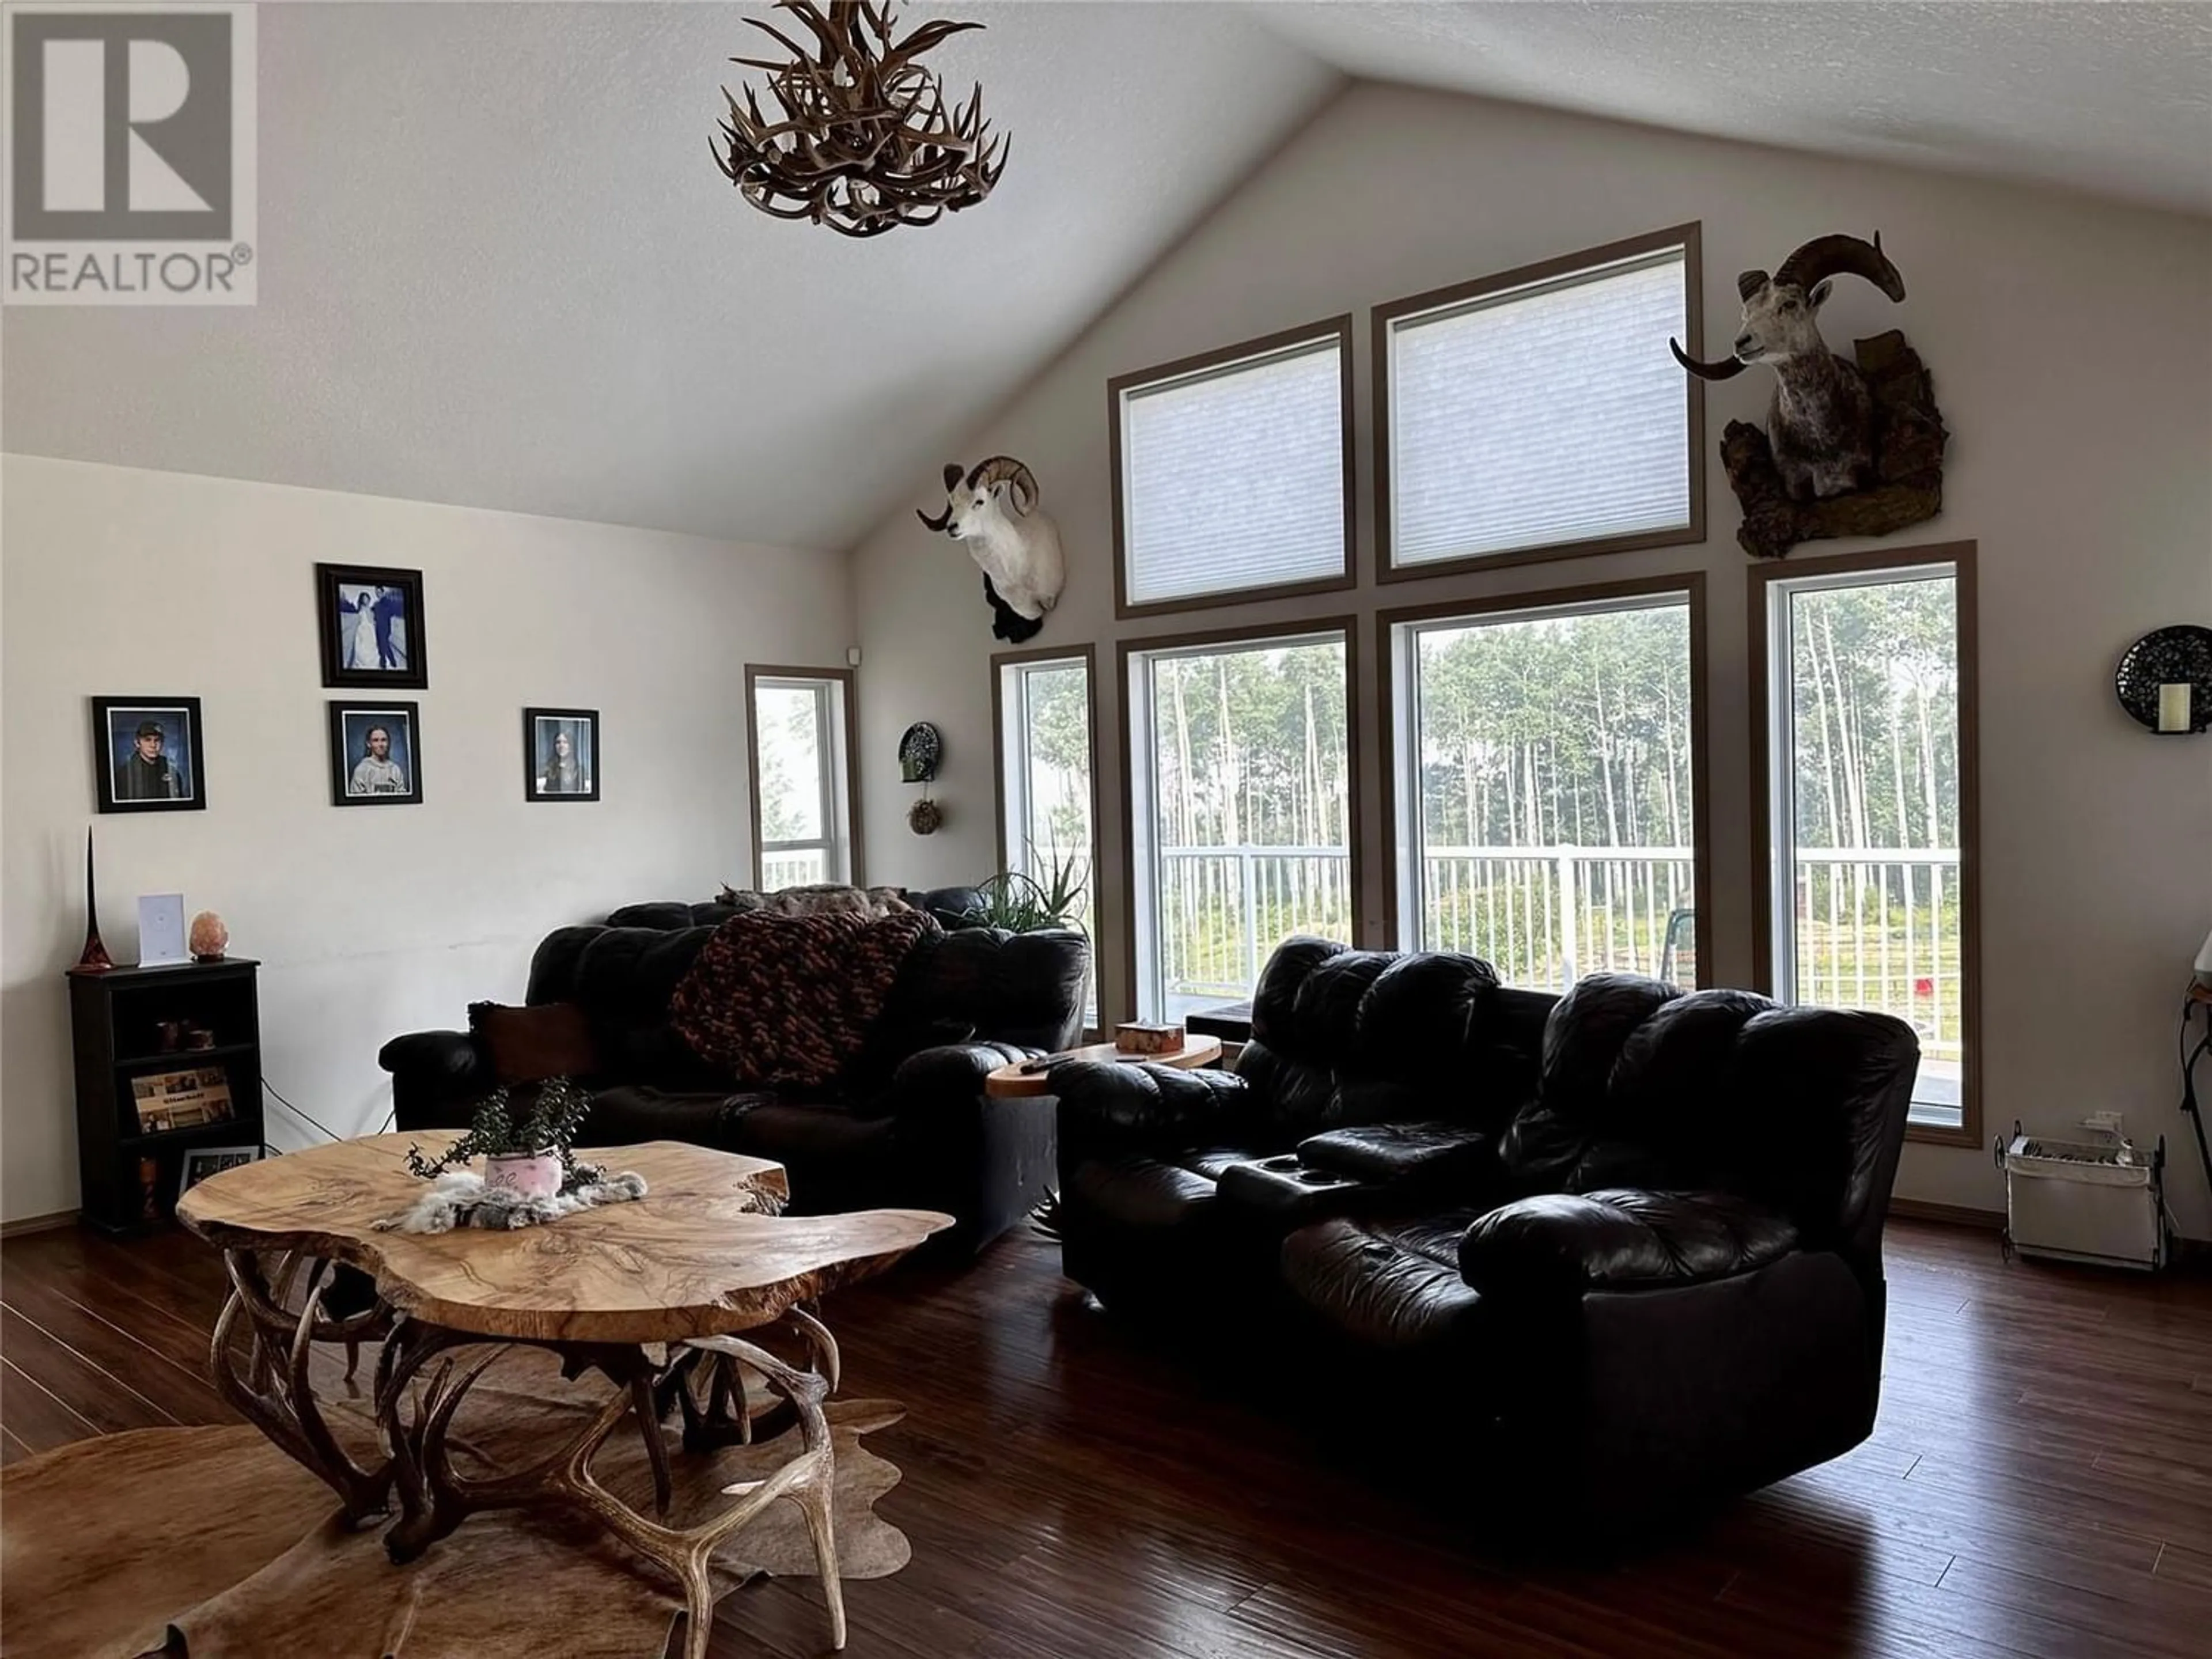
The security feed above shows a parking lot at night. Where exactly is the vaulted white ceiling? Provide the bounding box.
[5,3,2206,554]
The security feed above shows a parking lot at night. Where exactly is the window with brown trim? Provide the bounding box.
[1109,316,1356,619]
[993,644,1100,1024]
[744,664,859,891]
[1119,620,1359,1021]
[1749,543,1980,1146]
[1379,575,1711,989]
[1374,224,1705,581]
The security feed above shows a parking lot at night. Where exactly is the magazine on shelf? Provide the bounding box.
[131,1065,235,1133]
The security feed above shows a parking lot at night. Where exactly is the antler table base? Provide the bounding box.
[177,1132,951,1659]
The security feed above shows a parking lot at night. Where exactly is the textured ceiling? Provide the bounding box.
[1259,2,2212,218]
[5,3,2207,552]
[0,3,1338,551]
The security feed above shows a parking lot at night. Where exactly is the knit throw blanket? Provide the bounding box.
[669,908,938,1088]
[372,1169,648,1234]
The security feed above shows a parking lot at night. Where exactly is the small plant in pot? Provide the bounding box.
[404,1077,597,1201]
[962,845,1088,933]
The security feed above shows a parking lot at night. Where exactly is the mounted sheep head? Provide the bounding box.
[916,456,1066,643]
[1671,232,1908,501]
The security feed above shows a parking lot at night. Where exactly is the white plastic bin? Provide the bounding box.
[1998,1126,2166,1271]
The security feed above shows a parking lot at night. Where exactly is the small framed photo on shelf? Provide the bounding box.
[92,697,205,814]
[177,1144,260,1202]
[524,707,599,802]
[328,702,422,806]
[315,563,427,690]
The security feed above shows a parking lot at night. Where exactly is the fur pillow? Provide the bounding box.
[669,908,940,1088]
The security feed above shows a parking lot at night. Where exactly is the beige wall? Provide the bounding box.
[0,456,853,1223]
[849,83,2212,1236]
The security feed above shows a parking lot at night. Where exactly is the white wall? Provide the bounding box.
[847,84,2212,1234]
[1,456,853,1222]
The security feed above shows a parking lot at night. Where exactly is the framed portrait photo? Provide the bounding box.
[328,702,423,806]
[92,697,206,814]
[316,563,427,690]
[524,707,599,802]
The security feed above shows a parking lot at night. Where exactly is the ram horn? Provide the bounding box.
[1774,232,1906,302]
[964,456,1039,515]
[1669,337,1747,381]
[1736,268,1770,302]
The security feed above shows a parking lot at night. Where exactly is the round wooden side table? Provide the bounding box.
[984,1035,1224,1099]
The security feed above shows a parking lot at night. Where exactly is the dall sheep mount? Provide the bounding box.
[916,457,1066,642]
[1671,232,1948,559]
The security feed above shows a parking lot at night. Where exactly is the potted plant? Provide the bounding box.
[963,846,1088,933]
[404,1077,595,1201]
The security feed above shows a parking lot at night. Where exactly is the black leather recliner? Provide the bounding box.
[1051,936,1918,1530]
[382,914,1089,1251]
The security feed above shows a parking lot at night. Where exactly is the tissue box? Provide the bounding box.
[1114,1021,1185,1056]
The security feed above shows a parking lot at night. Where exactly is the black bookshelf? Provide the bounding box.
[68,958,263,1233]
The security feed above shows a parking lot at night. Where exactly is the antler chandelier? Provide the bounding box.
[715,1,1009,239]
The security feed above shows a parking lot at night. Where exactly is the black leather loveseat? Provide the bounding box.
[382,915,1088,1251]
[1052,936,1917,1531]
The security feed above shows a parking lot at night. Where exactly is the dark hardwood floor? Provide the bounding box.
[4,1217,2210,1658]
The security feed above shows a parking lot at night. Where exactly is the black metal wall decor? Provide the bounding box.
[897,722,942,782]
[2115,624,2212,734]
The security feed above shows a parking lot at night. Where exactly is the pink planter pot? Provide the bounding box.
[482,1151,562,1201]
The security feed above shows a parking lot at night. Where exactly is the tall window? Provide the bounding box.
[1387,584,1704,988]
[1125,627,1353,1020]
[1377,226,1700,578]
[997,650,1098,1023]
[1111,317,1354,616]
[1754,550,1978,1139]
[746,666,855,889]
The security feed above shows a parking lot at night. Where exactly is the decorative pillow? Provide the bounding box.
[669,910,940,1088]
[468,1000,600,1084]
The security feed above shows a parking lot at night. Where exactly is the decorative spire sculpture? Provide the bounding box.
[70,828,114,974]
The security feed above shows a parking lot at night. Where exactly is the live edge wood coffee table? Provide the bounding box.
[176,1131,950,1659]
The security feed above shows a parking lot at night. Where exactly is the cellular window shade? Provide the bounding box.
[1390,251,1690,565]
[1122,339,1345,605]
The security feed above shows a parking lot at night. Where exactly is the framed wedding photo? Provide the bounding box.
[92,697,206,814]
[316,563,428,689]
[328,702,423,806]
[524,707,599,802]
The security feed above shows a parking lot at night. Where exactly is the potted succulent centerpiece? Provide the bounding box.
[404,1077,596,1202]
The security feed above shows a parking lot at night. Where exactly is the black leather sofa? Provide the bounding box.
[1052,936,1918,1531]
[382,912,1088,1251]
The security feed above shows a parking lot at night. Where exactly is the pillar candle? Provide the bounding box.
[2158,682,2191,733]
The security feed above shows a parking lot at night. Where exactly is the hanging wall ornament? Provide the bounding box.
[2114,624,2211,734]
[907,797,943,836]
[897,722,941,783]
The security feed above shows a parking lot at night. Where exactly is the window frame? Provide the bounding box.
[1372,222,1706,584]
[1376,573,1712,989]
[743,662,861,892]
[1115,616,1362,1024]
[991,642,1104,1028]
[1108,315,1358,621]
[1747,541,1982,1149]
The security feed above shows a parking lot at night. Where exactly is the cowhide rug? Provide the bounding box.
[0,1363,911,1659]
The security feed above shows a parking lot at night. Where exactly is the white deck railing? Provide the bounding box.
[1154,844,1962,1054]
